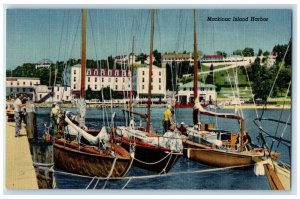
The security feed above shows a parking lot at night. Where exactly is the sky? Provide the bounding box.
[6,9,292,69]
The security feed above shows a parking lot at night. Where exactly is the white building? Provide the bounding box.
[35,59,52,69]
[70,64,132,98]
[114,54,136,65]
[176,81,216,104]
[6,77,72,103]
[136,64,166,100]
[35,85,72,103]
[6,77,40,101]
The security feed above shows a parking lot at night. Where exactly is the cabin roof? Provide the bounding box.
[179,81,216,89]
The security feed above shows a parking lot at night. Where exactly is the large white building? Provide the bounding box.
[6,77,72,103]
[136,64,166,100]
[6,77,40,101]
[176,81,216,104]
[70,64,132,98]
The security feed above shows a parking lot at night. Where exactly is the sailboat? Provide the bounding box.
[50,9,134,178]
[253,43,291,190]
[180,10,280,168]
[114,10,183,174]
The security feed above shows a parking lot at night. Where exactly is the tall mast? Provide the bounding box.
[80,9,87,99]
[146,10,155,133]
[129,36,135,115]
[193,9,198,101]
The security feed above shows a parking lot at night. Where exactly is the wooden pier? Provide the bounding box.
[5,120,38,189]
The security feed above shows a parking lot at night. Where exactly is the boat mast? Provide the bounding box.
[193,9,198,102]
[146,10,155,133]
[80,9,87,99]
[129,36,135,116]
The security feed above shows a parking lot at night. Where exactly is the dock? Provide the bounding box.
[5,120,38,189]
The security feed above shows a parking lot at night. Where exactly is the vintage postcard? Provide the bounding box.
[4,6,292,191]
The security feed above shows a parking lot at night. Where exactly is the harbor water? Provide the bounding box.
[34,107,291,190]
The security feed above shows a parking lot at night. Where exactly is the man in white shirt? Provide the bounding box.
[13,94,25,137]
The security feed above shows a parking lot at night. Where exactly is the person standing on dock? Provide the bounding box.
[50,103,61,135]
[13,94,25,137]
[163,104,172,133]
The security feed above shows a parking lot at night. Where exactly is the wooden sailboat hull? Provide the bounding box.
[183,140,254,168]
[54,140,133,178]
[120,138,180,174]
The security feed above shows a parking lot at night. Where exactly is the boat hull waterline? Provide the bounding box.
[54,140,133,178]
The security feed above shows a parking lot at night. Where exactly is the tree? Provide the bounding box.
[153,49,161,67]
[263,51,269,56]
[233,49,242,56]
[273,42,292,66]
[242,47,254,57]
[205,64,214,84]
[136,53,147,64]
[216,51,227,58]
[258,48,263,56]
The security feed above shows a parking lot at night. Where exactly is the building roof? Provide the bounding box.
[179,81,216,89]
[86,68,130,77]
[6,77,40,81]
[162,53,190,59]
[202,55,224,59]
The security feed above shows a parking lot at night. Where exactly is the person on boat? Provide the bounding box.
[177,122,188,136]
[193,97,204,126]
[243,131,253,151]
[163,104,172,133]
[50,103,61,135]
[13,93,26,137]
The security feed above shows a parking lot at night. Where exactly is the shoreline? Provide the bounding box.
[34,103,291,109]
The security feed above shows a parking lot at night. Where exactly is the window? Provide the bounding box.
[190,88,192,91]
[122,70,126,76]
[151,85,153,90]
[108,70,112,76]
[142,85,144,89]
[210,88,213,91]
[74,77,76,82]
[88,77,90,82]
[10,82,13,86]
[94,70,98,76]
[23,82,25,86]
[95,85,97,90]
[17,82,19,86]
[115,85,118,90]
[102,78,104,82]
[66,96,69,100]
[101,69,105,76]
[142,71,145,75]
[159,71,161,76]
[123,78,125,83]
[65,87,67,91]
[115,70,119,76]
[142,77,145,83]
[57,95,59,100]
[115,78,118,83]
[128,84,130,88]
[159,78,161,83]
[40,94,42,99]
[183,88,186,91]
[17,88,19,92]
[57,87,60,91]
[10,88,13,92]
[73,84,76,89]
[30,81,32,86]
[159,85,161,90]
[74,70,76,74]
[95,77,97,82]
[87,69,91,75]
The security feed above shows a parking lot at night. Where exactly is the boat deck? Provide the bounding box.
[5,120,38,189]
